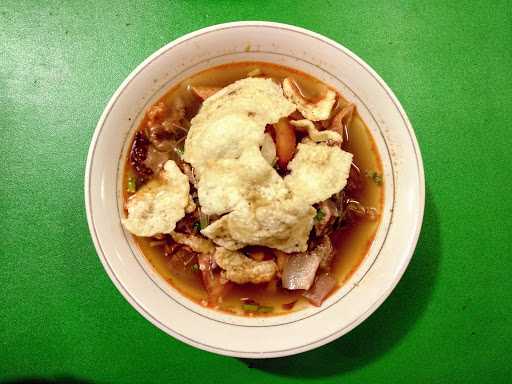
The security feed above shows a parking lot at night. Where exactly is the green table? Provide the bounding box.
[2,1,511,382]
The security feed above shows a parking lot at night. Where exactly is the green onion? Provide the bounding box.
[191,264,199,272]
[174,147,185,157]
[365,170,383,185]
[242,304,259,312]
[241,303,274,313]
[314,208,326,222]
[127,176,137,193]
[193,222,201,232]
[199,211,209,229]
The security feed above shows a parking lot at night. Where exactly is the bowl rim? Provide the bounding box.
[85,20,425,357]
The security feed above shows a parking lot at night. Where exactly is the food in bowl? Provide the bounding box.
[121,61,383,316]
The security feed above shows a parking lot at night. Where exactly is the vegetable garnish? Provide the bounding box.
[174,147,185,157]
[240,298,274,313]
[127,176,137,193]
[241,303,274,313]
[199,211,209,230]
[365,170,383,185]
[192,212,209,232]
[241,304,259,312]
[191,264,199,272]
[314,208,326,222]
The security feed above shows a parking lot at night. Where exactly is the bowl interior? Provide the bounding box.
[86,22,424,358]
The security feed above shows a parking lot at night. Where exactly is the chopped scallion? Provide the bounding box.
[365,170,383,185]
[174,147,185,157]
[241,304,259,312]
[314,208,326,222]
[241,303,274,313]
[199,212,209,229]
[127,176,137,193]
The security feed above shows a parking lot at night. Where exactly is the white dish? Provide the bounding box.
[85,21,424,358]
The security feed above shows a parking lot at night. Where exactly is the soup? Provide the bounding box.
[122,62,383,316]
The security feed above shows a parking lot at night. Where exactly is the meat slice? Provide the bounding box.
[312,236,335,270]
[303,273,337,306]
[197,253,232,305]
[130,131,153,184]
[281,251,321,290]
[314,200,339,236]
[144,145,171,174]
[281,236,334,290]
[145,99,188,152]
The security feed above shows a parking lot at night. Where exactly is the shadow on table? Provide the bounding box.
[241,188,440,378]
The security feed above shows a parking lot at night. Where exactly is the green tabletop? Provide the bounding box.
[1,1,511,383]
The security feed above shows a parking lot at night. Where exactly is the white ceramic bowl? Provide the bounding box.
[85,21,424,358]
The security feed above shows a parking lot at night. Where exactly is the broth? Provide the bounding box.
[124,62,383,316]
